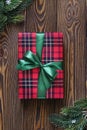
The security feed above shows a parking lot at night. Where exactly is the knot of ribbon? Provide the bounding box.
[17,33,63,98]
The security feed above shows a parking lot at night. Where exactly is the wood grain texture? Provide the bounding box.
[0,23,24,130]
[55,0,86,129]
[86,0,87,97]
[24,0,57,130]
[0,0,86,130]
[26,0,57,32]
[57,0,86,106]
[0,72,3,130]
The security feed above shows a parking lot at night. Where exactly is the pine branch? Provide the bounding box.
[50,114,87,130]
[0,0,33,32]
[4,0,23,11]
[0,1,4,11]
[0,14,7,31]
[49,98,87,130]
[4,0,33,16]
[8,15,24,23]
[49,114,72,128]
[75,99,87,110]
[61,107,82,118]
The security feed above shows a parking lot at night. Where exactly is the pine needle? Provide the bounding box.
[0,0,33,32]
[49,98,87,130]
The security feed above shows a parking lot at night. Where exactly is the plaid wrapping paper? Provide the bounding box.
[18,32,64,99]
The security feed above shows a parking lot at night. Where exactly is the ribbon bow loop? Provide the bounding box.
[17,51,41,70]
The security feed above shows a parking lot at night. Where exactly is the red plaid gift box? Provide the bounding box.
[18,32,64,99]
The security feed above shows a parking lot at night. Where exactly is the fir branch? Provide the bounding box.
[0,14,7,31]
[0,0,33,32]
[61,106,82,118]
[49,114,72,128]
[0,1,4,11]
[8,15,24,23]
[49,98,87,130]
[4,0,23,11]
[4,0,32,16]
[75,99,87,110]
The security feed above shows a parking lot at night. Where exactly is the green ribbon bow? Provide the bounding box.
[17,33,63,99]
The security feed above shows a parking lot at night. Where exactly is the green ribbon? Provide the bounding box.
[17,33,63,99]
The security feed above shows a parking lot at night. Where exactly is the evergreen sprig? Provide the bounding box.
[49,99,87,130]
[0,0,33,32]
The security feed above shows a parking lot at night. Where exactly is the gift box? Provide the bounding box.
[17,32,64,99]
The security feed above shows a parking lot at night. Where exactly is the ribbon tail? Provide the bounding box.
[38,62,63,98]
[38,69,47,98]
[38,68,56,98]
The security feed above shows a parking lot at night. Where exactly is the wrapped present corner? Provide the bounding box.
[17,32,64,99]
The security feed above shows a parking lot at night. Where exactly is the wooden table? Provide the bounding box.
[0,0,86,130]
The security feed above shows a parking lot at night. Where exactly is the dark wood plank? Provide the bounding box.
[0,23,24,130]
[85,41,87,97]
[0,72,3,130]
[55,1,86,129]
[26,0,57,32]
[23,0,57,130]
[57,0,86,106]
[86,0,87,97]
[73,0,86,100]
